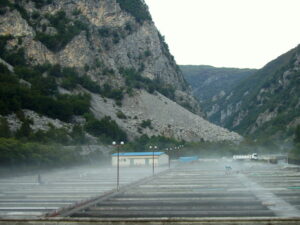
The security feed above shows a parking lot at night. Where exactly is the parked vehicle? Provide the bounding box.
[233,153,258,160]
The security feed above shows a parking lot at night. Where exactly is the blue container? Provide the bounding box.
[179,156,198,162]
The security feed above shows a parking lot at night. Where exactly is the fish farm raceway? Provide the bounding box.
[1,159,300,225]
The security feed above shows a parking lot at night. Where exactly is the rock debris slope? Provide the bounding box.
[0,0,242,142]
[91,90,241,142]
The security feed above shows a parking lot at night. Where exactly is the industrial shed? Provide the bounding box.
[112,152,169,167]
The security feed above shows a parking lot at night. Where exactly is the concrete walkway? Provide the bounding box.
[68,160,300,219]
[0,165,167,218]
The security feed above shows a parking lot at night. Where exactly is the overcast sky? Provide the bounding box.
[144,0,300,69]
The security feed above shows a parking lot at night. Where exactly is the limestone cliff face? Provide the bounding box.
[1,0,202,112]
[0,0,241,142]
[1,1,186,89]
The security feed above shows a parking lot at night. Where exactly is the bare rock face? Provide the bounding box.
[0,110,69,140]
[59,32,93,68]
[107,22,185,90]
[0,0,242,142]
[23,38,57,65]
[23,110,73,132]
[4,110,73,133]
[76,0,127,27]
[1,0,192,94]
[0,10,35,37]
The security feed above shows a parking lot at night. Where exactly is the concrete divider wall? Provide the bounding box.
[1,218,300,225]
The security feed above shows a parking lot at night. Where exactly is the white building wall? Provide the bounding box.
[133,158,145,166]
[149,158,158,165]
[112,156,131,166]
[120,157,131,166]
[112,154,168,167]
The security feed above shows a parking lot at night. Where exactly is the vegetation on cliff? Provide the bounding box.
[289,125,300,161]
[181,65,256,102]
[0,62,90,122]
[116,0,152,23]
[0,138,83,168]
[35,10,88,52]
[0,60,127,161]
[120,67,176,100]
[190,45,300,142]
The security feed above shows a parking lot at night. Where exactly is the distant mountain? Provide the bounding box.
[204,45,300,141]
[181,65,256,103]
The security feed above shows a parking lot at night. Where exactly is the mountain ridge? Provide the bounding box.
[196,45,300,141]
[181,65,256,104]
[0,0,242,144]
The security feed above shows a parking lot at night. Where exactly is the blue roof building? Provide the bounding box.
[111,152,168,167]
[112,152,165,156]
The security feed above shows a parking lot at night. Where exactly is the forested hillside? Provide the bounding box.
[205,45,300,142]
[181,65,256,103]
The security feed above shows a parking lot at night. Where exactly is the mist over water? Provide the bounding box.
[0,162,167,218]
[1,152,299,220]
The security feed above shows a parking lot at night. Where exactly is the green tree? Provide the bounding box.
[140,119,152,129]
[294,125,300,144]
[35,11,88,52]
[0,117,11,138]
[116,0,152,23]
[85,116,127,142]
[16,120,32,138]
[71,125,86,144]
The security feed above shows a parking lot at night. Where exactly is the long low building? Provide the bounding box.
[112,152,169,167]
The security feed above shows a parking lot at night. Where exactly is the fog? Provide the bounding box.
[0,151,299,220]
[0,162,167,218]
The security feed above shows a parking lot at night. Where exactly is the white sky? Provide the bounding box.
[144,0,300,69]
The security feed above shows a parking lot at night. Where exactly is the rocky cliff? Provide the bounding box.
[0,0,242,143]
[204,45,300,140]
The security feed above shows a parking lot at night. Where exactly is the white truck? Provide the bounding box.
[233,153,258,160]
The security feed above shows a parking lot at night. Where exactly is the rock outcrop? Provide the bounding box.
[202,45,300,140]
[0,0,242,143]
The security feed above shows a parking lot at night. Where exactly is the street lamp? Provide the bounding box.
[166,148,171,169]
[149,145,157,175]
[112,141,124,191]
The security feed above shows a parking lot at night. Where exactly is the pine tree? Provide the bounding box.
[295,125,300,144]
[0,117,11,138]
[16,120,32,138]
